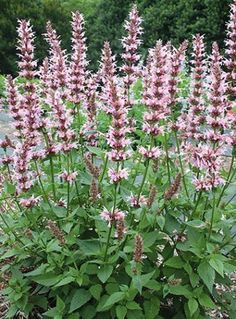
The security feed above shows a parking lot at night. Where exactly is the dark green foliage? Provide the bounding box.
[139,0,232,52]
[0,0,70,75]
[0,0,233,75]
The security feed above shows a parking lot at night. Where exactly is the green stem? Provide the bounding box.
[43,131,56,200]
[224,193,236,208]
[0,212,26,247]
[99,155,108,184]
[164,133,171,184]
[137,159,150,202]
[208,192,216,241]
[103,224,113,262]
[104,183,118,262]
[66,155,71,216]
[191,191,203,219]
[130,159,150,228]
[131,156,142,186]
[34,161,53,211]
[217,152,235,207]
[67,181,70,216]
[49,156,56,200]
[174,131,190,199]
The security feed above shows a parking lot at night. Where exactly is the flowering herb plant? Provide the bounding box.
[0,2,236,319]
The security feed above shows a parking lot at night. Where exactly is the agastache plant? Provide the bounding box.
[0,4,235,319]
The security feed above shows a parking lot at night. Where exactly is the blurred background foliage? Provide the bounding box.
[0,0,232,75]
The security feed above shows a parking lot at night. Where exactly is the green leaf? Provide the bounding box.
[56,296,65,313]
[156,215,165,230]
[81,305,96,319]
[169,285,192,298]
[86,146,104,157]
[102,292,125,310]
[78,239,100,256]
[105,282,120,295]
[209,256,224,277]
[142,232,160,248]
[116,305,127,319]
[96,295,109,312]
[54,276,74,287]
[186,220,206,228]
[24,264,48,277]
[32,273,61,287]
[188,298,198,317]
[144,297,160,319]
[143,280,161,291]
[43,307,59,318]
[89,284,102,300]
[97,265,113,283]
[165,256,184,269]
[197,262,215,293]
[4,182,16,195]
[132,271,155,294]
[127,309,144,319]
[126,301,141,310]
[69,289,91,313]
[198,293,216,309]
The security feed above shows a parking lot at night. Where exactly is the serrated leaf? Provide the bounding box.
[116,305,127,319]
[156,215,165,230]
[198,293,216,309]
[56,296,65,313]
[24,264,48,277]
[186,220,206,228]
[132,271,155,294]
[144,297,160,319]
[102,292,125,310]
[81,305,96,319]
[69,289,91,313]
[197,262,215,293]
[142,232,160,248]
[54,276,74,287]
[89,284,102,300]
[209,256,224,277]
[169,285,192,298]
[78,239,100,256]
[188,298,198,317]
[86,146,103,157]
[126,301,141,310]
[97,265,113,283]
[165,256,184,269]
[32,273,61,287]
[143,280,161,291]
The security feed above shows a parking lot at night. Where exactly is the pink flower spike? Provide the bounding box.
[100,208,126,226]
[108,168,129,183]
[138,146,162,159]
[19,195,41,208]
[121,4,142,107]
[59,171,78,184]
[68,11,88,103]
[129,194,147,208]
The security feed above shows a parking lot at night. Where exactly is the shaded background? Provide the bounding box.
[0,0,232,75]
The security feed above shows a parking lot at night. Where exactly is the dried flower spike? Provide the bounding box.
[90,178,99,202]
[164,173,181,200]
[147,185,157,207]
[116,220,126,241]
[84,153,100,179]
[47,220,65,246]
[133,234,143,263]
